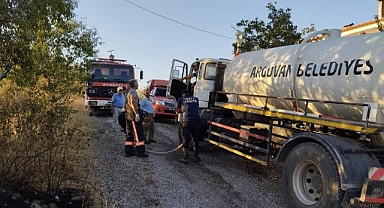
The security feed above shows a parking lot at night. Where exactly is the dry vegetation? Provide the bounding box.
[0,81,104,207]
[0,0,105,206]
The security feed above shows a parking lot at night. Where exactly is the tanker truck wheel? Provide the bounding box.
[282,142,343,208]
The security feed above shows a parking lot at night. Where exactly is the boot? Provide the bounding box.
[125,152,136,157]
[136,146,149,158]
[191,142,201,163]
[125,145,136,157]
[179,148,189,164]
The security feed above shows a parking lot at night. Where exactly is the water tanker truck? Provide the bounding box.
[167,29,384,207]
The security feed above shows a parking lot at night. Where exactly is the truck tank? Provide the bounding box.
[223,30,384,123]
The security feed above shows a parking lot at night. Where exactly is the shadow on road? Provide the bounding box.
[89,111,112,117]
[154,116,178,125]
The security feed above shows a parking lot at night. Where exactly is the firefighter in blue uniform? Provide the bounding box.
[176,90,201,164]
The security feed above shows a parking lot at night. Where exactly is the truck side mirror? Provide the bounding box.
[91,74,95,79]
[140,70,143,80]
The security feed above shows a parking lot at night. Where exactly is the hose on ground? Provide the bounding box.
[145,143,183,155]
[130,120,185,155]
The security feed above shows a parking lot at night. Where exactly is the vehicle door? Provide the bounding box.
[193,62,219,109]
[166,59,189,102]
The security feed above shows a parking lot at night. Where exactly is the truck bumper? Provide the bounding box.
[85,98,111,110]
[154,105,177,117]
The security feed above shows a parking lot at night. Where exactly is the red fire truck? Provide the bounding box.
[84,54,142,115]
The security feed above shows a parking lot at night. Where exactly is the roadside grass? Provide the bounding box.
[68,96,105,207]
[0,81,105,207]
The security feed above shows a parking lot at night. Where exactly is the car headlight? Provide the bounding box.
[88,88,97,94]
[155,101,165,105]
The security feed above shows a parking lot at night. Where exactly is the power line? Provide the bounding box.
[122,0,234,40]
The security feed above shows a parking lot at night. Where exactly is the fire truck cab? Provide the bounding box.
[84,54,142,114]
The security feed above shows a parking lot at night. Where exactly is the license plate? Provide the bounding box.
[372,187,384,197]
[354,202,381,208]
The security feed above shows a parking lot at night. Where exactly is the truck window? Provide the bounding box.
[204,63,216,80]
[150,88,155,96]
[92,65,133,82]
[155,88,167,97]
[93,67,109,78]
[197,63,204,80]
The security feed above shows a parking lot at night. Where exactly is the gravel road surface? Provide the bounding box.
[91,114,288,208]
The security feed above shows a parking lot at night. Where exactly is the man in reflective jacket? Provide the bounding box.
[124,79,148,158]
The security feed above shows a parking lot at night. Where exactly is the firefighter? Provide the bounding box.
[176,90,201,164]
[124,79,148,158]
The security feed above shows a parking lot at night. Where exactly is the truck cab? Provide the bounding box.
[166,58,230,109]
[84,54,142,114]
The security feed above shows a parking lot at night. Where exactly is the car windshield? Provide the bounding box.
[91,64,133,82]
[155,88,167,97]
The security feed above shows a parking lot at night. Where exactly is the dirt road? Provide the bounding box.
[91,113,288,208]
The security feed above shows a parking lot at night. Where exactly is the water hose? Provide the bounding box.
[131,120,184,155]
[145,143,184,155]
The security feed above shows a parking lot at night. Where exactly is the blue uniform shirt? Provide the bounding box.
[140,97,155,114]
[177,94,199,121]
[111,93,125,108]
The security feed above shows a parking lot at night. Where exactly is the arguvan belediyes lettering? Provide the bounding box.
[249,59,373,78]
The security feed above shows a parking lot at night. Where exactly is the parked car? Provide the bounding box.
[150,86,178,122]
[146,79,168,92]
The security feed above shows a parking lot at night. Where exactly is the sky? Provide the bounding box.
[75,0,380,88]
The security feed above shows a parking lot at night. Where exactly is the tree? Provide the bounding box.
[0,0,104,106]
[233,2,315,53]
[0,0,100,91]
[0,0,102,195]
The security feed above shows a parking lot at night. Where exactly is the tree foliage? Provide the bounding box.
[0,0,100,92]
[233,2,315,53]
[0,0,101,195]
